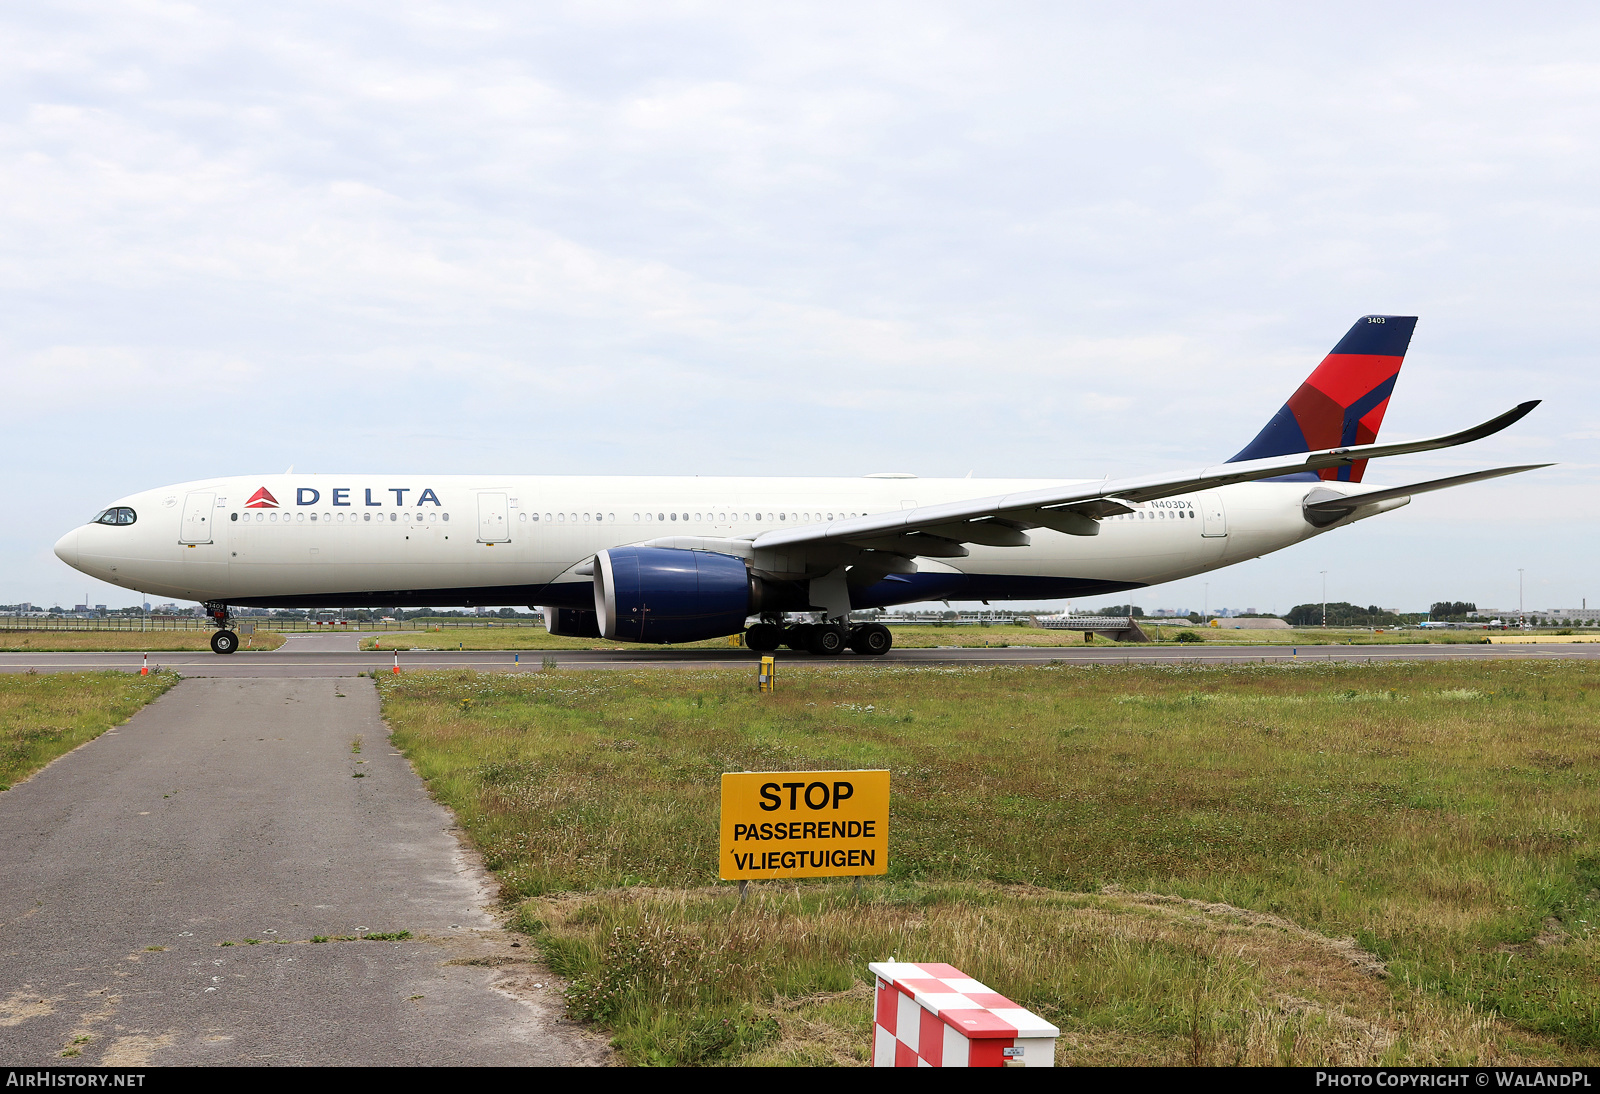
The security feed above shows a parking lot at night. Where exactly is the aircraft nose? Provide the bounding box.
[54,528,81,569]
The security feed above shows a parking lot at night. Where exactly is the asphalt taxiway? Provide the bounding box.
[4,638,1600,677]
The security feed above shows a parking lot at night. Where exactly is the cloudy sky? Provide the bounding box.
[4,1,1596,614]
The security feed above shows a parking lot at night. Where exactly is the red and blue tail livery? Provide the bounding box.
[1229,314,1418,482]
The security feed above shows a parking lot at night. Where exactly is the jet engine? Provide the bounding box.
[593,546,759,643]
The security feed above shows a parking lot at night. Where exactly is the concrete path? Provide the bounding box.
[0,677,608,1066]
[3,642,1600,677]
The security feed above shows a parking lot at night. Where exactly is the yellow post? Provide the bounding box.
[758,655,776,692]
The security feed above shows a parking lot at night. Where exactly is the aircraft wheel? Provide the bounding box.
[210,630,239,655]
[808,625,847,656]
[784,624,813,651]
[745,623,782,652]
[850,623,893,655]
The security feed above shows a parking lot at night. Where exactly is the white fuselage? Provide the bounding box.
[52,473,1397,610]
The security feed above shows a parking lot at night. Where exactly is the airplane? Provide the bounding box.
[52,315,1547,656]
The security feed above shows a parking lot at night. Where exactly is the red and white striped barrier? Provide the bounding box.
[869,961,1058,1067]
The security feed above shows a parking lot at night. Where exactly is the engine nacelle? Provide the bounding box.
[594,547,753,643]
[542,606,601,638]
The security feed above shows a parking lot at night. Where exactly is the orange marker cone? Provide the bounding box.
[392,653,400,675]
[141,653,149,676]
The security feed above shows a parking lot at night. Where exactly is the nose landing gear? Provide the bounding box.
[204,601,238,655]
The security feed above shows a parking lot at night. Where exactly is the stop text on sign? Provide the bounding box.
[720,769,889,880]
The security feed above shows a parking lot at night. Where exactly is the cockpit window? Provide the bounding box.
[91,507,137,526]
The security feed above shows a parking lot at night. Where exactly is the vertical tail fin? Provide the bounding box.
[1228,314,1418,482]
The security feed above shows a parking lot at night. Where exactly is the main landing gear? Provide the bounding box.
[204,601,238,655]
[744,620,892,656]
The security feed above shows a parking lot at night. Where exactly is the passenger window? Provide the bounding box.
[444,513,450,521]
[430,513,437,522]
[558,513,565,522]
[519,512,526,522]
[230,513,238,522]
[670,512,677,521]
[633,513,641,522]
[363,513,370,522]
[608,513,615,522]
[584,513,591,522]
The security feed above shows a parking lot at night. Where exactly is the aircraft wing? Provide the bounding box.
[748,401,1541,558]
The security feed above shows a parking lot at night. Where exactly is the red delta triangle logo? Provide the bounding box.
[245,487,280,509]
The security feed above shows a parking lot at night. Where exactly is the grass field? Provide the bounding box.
[360,629,748,651]
[0,630,285,652]
[0,671,178,790]
[376,660,1600,1065]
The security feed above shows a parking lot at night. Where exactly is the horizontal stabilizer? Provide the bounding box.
[1303,464,1553,515]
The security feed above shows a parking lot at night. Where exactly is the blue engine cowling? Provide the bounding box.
[594,547,752,643]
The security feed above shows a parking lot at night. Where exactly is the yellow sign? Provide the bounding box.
[719,770,889,880]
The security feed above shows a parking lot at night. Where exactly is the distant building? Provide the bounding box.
[1470,608,1600,623]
